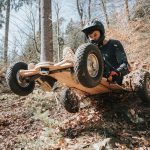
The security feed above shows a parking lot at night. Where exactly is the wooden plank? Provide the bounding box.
[50,71,125,95]
[35,61,73,70]
[23,62,127,94]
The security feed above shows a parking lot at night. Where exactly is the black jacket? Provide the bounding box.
[99,39,129,77]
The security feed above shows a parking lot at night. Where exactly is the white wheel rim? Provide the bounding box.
[17,72,29,87]
[87,53,99,77]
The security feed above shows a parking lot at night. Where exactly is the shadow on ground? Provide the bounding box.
[61,92,150,149]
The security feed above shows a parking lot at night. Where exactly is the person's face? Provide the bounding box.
[88,30,100,41]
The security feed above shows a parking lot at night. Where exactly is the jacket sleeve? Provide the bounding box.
[114,40,130,76]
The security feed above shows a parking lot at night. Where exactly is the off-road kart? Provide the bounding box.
[6,43,150,113]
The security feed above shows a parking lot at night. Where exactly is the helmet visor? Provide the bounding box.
[82,26,100,34]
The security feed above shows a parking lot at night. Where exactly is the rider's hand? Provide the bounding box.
[109,71,119,76]
[108,71,121,82]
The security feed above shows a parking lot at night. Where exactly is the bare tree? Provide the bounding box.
[101,0,109,27]
[76,0,84,26]
[125,0,130,21]
[3,0,10,65]
[39,0,41,36]
[40,0,53,62]
[54,0,61,62]
[88,0,91,20]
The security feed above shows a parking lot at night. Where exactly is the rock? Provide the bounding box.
[93,138,115,150]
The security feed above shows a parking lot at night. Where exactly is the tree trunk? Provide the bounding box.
[39,0,41,38]
[125,0,130,21]
[101,0,109,28]
[40,0,53,62]
[3,0,10,65]
[55,2,60,62]
[88,0,91,20]
[57,17,60,62]
[76,0,83,27]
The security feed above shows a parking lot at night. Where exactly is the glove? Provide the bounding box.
[116,63,130,76]
[107,71,121,82]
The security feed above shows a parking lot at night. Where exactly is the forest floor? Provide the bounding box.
[0,86,150,150]
[1,20,150,150]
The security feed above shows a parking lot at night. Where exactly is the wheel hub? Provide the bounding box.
[87,53,99,77]
[17,72,29,87]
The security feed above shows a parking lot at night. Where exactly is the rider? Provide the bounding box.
[82,19,130,85]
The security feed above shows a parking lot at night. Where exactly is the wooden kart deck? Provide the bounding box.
[21,61,128,95]
[50,71,127,95]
